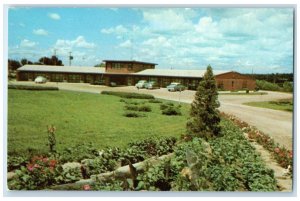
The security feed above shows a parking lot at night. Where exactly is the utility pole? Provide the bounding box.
[53,49,57,66]
[69,51,73,66]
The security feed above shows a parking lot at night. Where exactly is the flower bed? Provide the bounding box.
[221,112,293,171]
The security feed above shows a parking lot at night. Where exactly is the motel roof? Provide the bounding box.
[135,69,230,78]
[18,65,105,74]
[17,65,230,78]
[103,60,158,65]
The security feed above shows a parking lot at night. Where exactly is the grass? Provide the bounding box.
[243,98,293,112]
[8,89,190,156]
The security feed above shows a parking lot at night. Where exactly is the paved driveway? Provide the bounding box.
[10,81,293,150]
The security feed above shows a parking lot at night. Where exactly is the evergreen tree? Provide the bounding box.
[186,65,221,139]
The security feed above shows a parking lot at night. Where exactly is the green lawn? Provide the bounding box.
[243,99,293,112]
[8,89,190,156]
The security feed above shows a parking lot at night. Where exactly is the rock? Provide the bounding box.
[62,162,81,170]
[7,172,16,180]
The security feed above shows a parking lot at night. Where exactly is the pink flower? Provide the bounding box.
[33,164,40,168]
[274,147,280,154]
[27,164,34,172]
[289,151,293,158]
[42,157,49,163]
[83,184,91,190]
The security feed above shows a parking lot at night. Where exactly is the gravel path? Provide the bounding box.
[10,81,293,150]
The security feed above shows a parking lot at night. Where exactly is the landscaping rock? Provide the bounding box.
[7,172,16,180]
[62,162,82,170]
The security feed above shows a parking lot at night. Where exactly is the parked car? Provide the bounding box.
[145,81,160,89]
[167,82,186,92]
[34,76,47,84]
[135,80,148,89]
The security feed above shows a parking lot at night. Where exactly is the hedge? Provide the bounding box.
[101,91,155,99]
[8,85,59,91]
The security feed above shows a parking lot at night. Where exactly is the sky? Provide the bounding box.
[7,7,294,73]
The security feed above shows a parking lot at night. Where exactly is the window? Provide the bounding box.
[112,63,121,69]
[68,74,80,82]
[128,64,133,70]
[52,73,64,82]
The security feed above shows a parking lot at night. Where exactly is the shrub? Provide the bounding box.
[8,156,29,172]
[58,143,99,163]
[162,107,181,116]
[160,102,174,110]
[282,81,293,92]
[138,105,152,112]
[148,99,162,103]
[123,112,145,118]
[101,91,155,99]
[124,104,139,111]
[8,156,60,190]
[256,80,281,91]
[8,84,59,91]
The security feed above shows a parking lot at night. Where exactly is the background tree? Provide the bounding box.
[38,56,63,66]
[20,58,33,66]
[8,59,21,71]
[186,65,221,139]
[94,62,105,67]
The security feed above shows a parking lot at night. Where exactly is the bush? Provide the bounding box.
[123,112,145,118]
[282,81,293,92]
[160,102,174,110]
[138,105,152,112]
[162,107,181,116]
[58,143,99,163]
[101,91,154,99]
[8,84,59,91]
[124,104,151,112]
[124,105,139,111]
[148,99,162,103]
[8,156,29,172]
[256,80,281,91]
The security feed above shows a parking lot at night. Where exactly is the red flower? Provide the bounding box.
[83,184,91,190]
[42,157,49,163]
[289,151,293,158]
[49,159,57,167]
[27,164,35,172]
[274,147,280,153]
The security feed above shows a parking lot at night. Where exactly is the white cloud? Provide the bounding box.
[54,36,96,50]
[48,13,61,20]
[101,25,128,34]
[119,40,132,48]
[142,9,193,32]
[20,39,38,48]
[33,29,48,36]
[142,36,171,48]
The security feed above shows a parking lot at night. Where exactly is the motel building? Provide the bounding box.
[16,60,256,91]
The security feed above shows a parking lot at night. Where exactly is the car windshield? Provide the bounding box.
[169,84,177,87]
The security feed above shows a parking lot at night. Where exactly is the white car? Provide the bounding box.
[34,76,47,84]
[167,82,185,92]
[135,80,147,89]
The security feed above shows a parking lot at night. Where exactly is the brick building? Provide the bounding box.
[16,60,256,90]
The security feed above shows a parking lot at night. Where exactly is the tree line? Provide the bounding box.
[8,56,64,71]
[245,73,293,85]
